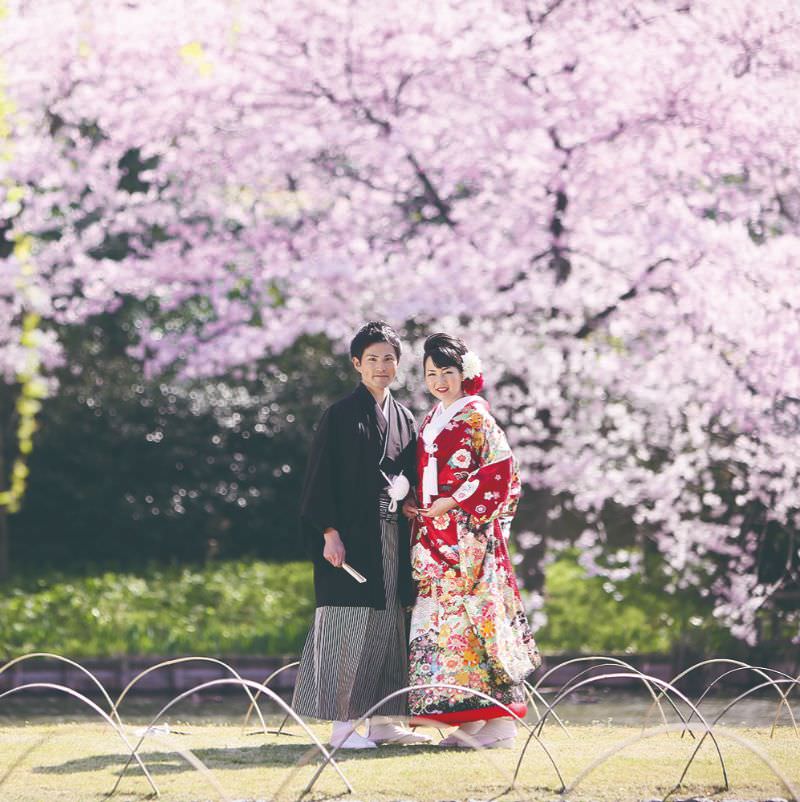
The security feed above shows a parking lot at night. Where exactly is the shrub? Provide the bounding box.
[0,561,315,658]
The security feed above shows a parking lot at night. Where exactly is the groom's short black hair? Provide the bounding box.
[350,321,402,361]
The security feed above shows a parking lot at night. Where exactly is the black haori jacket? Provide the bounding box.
[299,383,417,609]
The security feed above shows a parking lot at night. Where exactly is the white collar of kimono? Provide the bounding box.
[422,394,483,453]
[381,392,390,420]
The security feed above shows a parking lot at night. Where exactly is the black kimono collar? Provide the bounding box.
[354,381,385,406]
[353,383,402,466]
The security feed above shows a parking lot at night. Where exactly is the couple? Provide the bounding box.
[292,321,541,750]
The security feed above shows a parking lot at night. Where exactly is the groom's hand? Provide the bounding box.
[323,528,346,567]
[401,498,419,520]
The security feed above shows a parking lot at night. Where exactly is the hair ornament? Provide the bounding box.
[462,350,482,380]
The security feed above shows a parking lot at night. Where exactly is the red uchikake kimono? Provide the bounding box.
[408,396,541,724]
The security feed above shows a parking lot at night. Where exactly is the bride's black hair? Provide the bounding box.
[423,332,467,371]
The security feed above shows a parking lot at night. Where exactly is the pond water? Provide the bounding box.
[0,688,796,729]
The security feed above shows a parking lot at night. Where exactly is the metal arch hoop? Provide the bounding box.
[298,681,566,799]
[643,658,799,737]
[675,677,800,791]
[564,722,798,801]
[513,671,728,791]
[681,664,799,737]
[0,653,121,727]
[111,655,269,735]
[533,657,673,736]
[772,666,800,737]
[108,677,353,799]
[0,682,160,797]
[241,660,300,733]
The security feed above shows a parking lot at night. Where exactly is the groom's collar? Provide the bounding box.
[354,381,390,409]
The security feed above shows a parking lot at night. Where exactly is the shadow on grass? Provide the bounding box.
[32,740,446,776]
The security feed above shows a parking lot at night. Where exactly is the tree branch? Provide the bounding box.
[575,257,674,338]
[405,152,457,228]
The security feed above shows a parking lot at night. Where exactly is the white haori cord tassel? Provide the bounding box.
[383,471,411,512]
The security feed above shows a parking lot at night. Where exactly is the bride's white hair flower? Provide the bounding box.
[461,350,482,379]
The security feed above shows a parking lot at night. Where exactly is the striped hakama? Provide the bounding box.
[292,495,408,720]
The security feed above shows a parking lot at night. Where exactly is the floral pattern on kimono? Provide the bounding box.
[408,398,541,717]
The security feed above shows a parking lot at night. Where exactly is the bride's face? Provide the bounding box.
[424,356,463,406]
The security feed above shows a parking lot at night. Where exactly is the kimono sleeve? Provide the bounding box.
[497,462,521,540]
[451,410,516,526]
[299,407,339,554]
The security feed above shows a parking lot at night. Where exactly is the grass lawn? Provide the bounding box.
[0,721,797,802]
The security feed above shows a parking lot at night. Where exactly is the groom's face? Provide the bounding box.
[352,342,398,393]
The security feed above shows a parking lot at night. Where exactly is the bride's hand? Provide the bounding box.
[418,497,458,518]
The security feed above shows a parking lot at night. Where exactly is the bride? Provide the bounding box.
[404,333,541,748]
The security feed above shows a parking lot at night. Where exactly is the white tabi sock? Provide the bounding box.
[456,720,486,735]
[474,716,517,746]
[368,715,433,745]
[438,718,486,746]
[330,720,377,749]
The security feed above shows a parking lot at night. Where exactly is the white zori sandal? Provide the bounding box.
[330,720,377,749]
[438,719,486,747]
[367,716,433,745]
[439,717,517,749]
[471,716,517,749]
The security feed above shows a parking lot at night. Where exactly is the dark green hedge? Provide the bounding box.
[0,555,739,659]
[0,561,315,658]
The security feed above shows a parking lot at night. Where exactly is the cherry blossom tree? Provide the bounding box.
[2,0,799,641]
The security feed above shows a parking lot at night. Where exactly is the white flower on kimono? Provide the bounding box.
[439,544,459,564]
[432,514,450,530]
[450,448,472,469]
[484,491,500,500]
[475,504,488,514]
[454,478,479,501]
[411,543,441,580]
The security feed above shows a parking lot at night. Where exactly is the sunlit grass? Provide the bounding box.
[0,722,797,801]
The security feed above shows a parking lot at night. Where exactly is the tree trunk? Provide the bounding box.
[0,386,10,581]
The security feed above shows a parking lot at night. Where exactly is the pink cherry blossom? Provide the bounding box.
[2,0,799,642]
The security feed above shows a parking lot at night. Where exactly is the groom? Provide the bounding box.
[292,321,429,748]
